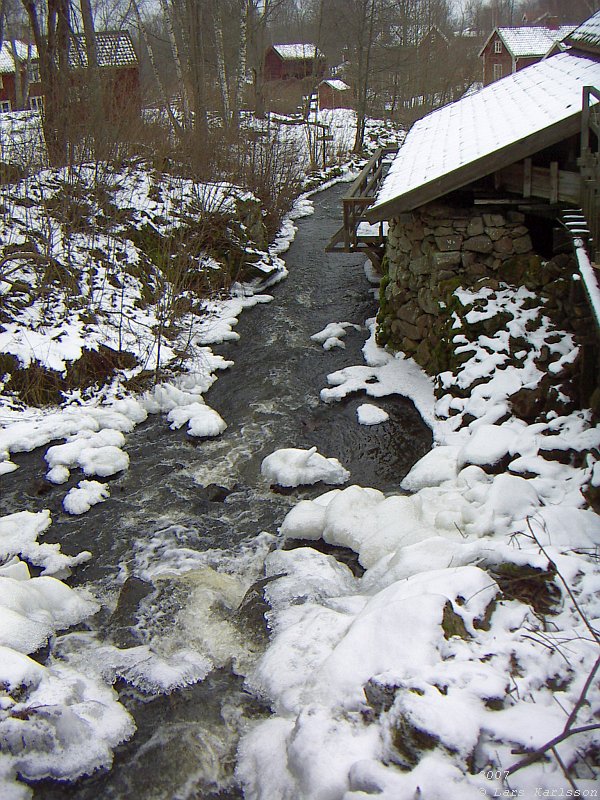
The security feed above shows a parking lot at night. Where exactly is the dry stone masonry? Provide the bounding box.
[377,203,596,402]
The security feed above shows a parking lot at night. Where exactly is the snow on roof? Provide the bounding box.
[0,41,37,74]
[320,79,349,91]
[368,51,600,220]
[272,43,324,61]
[70,30,138,69]
[566,9,600,52]
[497,25,576,57]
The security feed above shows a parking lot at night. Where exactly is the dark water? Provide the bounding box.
[0,182,432,799]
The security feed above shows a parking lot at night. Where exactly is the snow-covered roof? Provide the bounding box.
[565,10,600,53]
[320,79,349,92]
[497,25,575,57]
[478,25,575,59]
[70,30,138,69]
[271,44,324,61]
[0,41,37,74]
[367,50,600,221]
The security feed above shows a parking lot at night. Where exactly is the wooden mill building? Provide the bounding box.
[328,11,600,401]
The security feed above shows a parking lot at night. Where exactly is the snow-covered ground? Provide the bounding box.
[236,284,600,798]
[0,109,598,797]
[0,159,321,795]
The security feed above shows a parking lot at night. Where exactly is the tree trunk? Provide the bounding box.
[10,40,23,109]
[21,0,70,166]
[353,0,376,153]
[212,0,230,125]
[231,0,248,129]
[80,0,106,158]
[250,0,268,119]
[184,0,208,142]
[158,0,192,127]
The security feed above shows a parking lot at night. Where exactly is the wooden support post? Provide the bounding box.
[523,158,532,198]
[343,199,350,250]
[550,161,559,204]
[582,86,591,155]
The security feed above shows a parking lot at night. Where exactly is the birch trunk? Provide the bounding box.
[212,0,230,125]
[158,0,191,127]
[131,0,183,137]
[231,0,248,129]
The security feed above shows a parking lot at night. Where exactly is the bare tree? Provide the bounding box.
[21,0,71,166]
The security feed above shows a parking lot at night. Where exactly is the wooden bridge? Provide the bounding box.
[325,146,397,266]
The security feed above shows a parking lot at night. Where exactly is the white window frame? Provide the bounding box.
[493,63,503,81]
[28,64,40,83]
[494,40,502,53]
[29,95,43,111]
[0,100,11,113]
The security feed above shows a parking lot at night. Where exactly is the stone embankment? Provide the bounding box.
[377,203,598,414]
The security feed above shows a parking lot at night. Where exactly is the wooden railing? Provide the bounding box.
[579,86,600,257]
[326,146,397,256]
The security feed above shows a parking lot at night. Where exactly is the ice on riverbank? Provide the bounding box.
[0,514,135,796]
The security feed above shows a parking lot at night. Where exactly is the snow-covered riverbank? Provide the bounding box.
[236,281,600,798]
[0,156,598,798]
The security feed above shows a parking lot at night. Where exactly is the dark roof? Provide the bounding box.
[70,30,138,69]
[565,10,600,54]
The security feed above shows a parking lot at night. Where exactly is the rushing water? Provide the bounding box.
[0,182,432,799]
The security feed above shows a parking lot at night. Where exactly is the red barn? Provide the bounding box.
[264,44,326,82]
[318,79,351,110]
[69,30,141,118]
[479,23,576,85]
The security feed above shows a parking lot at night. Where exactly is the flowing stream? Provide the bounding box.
[0,182,432,799]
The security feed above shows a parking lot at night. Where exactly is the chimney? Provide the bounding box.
[547,15,559,30]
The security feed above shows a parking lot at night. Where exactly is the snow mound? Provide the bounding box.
[0,573,98,654]
[63,480,110,515]
[261,446,350,488]
[311,321,360,350]
[356,403,389,426]
[45,429,129,481]
[0,511,91,578]
[167,401,227,438]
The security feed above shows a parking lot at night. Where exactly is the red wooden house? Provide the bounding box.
[479,22,576,85]
[0,31,140,117]
[264,44,326,82]
[0,41,42,112]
